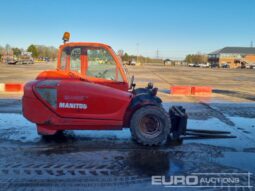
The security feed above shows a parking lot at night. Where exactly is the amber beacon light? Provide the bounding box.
[62,32,70,43]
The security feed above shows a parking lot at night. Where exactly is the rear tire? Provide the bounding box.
[130,106,170,146]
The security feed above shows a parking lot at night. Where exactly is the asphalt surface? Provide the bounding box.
[0,99,254,191]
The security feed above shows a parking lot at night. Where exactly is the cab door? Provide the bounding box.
[84,47,129,91]
[56,46,132,121]
[60,46,129,91]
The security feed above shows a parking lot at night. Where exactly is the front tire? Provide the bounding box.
[130,106,170,146]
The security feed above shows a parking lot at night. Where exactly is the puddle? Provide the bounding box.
[186,118,254,150]
[229,117,255,137]
[0,113,132,143]
[0,112,254,154]
[214,152,255,174]
[0,113,39,142]
[127,150,170,176]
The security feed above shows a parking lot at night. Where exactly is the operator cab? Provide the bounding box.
[55,32,129,91]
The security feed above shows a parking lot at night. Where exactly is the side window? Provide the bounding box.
[60,50,67,70]
[87,48,121,81]
[70,48,81,72]
[116,68,124,82]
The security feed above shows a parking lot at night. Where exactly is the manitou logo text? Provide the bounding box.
[59,102,87,110]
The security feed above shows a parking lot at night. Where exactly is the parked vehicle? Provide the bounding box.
[128,59,136,66]
[164,59,172,65]
[8,52,34,65]
[245,64,255,69]
[221,63,229,68]
[210,63,219,68]
[198,63,210,68]
[188,63,199,67]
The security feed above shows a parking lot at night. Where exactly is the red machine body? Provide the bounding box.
[22,34,188,146]
[22,42,136,134]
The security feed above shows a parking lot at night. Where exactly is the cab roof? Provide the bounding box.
[59,42,112,49]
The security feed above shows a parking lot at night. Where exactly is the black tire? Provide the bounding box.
[130,106,170,146]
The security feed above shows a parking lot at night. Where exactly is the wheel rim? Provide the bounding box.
[139,114,162,138]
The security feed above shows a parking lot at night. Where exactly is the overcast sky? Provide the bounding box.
[0,0,254,59]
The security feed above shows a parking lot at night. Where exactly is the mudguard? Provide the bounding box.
[123,90,162,127]
[130,93,162,107]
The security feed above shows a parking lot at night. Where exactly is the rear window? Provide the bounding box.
[60,47,81,72]
[60,51,67,70]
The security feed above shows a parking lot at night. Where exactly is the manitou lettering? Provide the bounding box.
[59,102,87,109]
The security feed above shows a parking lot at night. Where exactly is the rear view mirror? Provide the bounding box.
[129,75,136,90]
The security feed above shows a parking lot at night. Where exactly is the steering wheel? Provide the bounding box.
[96,70,109,78]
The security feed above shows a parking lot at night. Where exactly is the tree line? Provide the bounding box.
[118,50,163,64]
[185,54,208,63]
[119,51,208,64]
[1,45,208,64]
[0,44,58,60]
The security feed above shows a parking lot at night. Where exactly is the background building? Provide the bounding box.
[1,49,14,64]
[208,47,255,68]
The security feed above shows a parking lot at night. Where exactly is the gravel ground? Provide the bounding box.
[1,62,255,102]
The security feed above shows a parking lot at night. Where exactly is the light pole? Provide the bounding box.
[136,43,139,64]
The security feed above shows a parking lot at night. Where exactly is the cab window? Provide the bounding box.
[87,48,123,81]
[70,48,81,72]
[60,50,67,70]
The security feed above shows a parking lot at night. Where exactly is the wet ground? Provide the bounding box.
[0,100,254,191]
